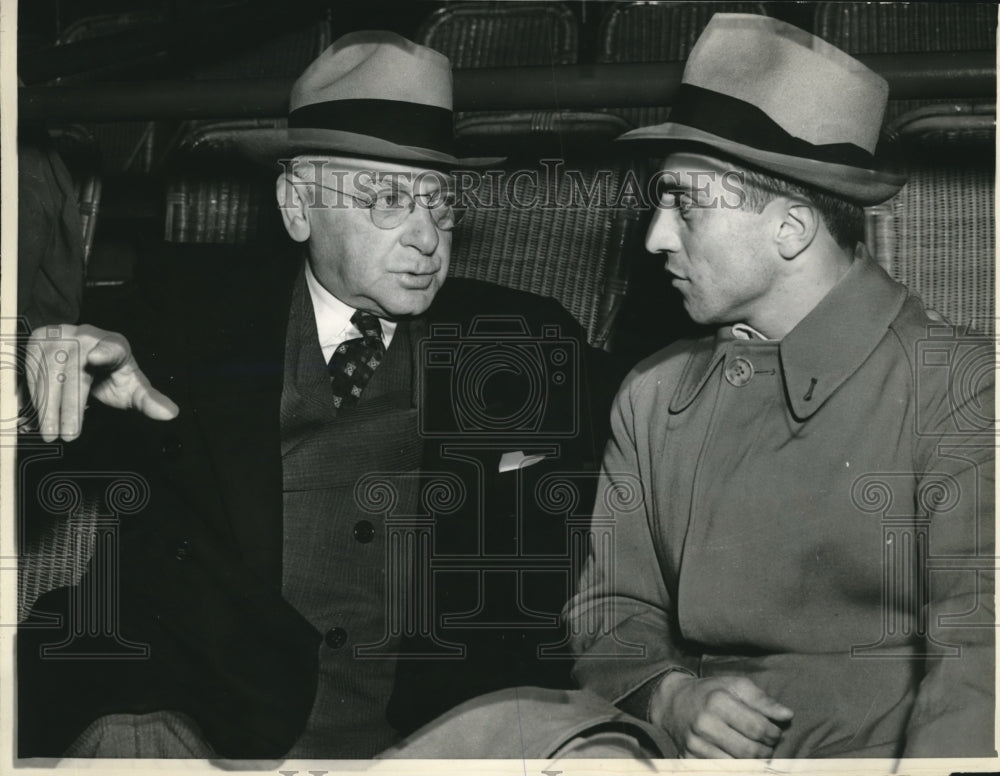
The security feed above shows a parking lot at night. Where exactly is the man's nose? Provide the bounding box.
[400,202,440,256]
[645,208,682,255]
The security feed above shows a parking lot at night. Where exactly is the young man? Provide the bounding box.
[567,13,994,759]
[385,13,994,760]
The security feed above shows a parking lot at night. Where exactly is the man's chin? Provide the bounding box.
[681,299,702,322]
[680,296,717,325]
[383,285,441,318]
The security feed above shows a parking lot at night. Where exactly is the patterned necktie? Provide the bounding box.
[328,310,386,410]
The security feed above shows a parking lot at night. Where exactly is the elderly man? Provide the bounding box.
[18,32,605,759]
[384,13,994,760]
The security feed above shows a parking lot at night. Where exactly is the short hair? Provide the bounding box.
[733,164,866,250]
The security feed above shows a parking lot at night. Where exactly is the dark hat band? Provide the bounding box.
[670,84,878,170]
[289,98,455,155]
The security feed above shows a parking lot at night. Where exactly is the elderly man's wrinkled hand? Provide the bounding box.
[650,673,793,759]
[24,323,179,442]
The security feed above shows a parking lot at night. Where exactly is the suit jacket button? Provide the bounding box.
[324,627,348,649]
[353,520,375,543]
[175,539,193,561]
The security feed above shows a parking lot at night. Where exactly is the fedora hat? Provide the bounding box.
[618,14,906,204]
[248,31,499,167]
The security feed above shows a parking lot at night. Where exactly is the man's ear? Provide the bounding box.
[774,200,819,260]
[276,173,311,243]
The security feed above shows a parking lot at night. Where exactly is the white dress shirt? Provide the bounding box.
[305,261,397,363]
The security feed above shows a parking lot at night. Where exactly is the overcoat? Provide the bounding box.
[18,241,614,758]
[566,256,995,757]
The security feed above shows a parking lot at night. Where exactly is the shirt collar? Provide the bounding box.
[732,322,770,340]
[304,260,396,356]
[669,249,908,419]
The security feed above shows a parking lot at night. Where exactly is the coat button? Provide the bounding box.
[353,520,375,543]
[724,357,754,387]
[175,539,193,561]
[324,627,348,649]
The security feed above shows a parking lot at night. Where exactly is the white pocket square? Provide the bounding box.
[498,451,547,473]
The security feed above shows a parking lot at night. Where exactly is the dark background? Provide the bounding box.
[16,1,999,363]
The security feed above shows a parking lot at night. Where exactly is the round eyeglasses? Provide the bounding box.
[287,179,465,231]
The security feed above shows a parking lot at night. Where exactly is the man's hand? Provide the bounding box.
[650,673,793,759]
[24,323,179,442]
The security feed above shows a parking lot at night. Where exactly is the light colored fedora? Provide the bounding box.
[618,14,907,204]
[249,30,499,167]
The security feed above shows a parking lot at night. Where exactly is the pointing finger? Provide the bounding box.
[39,367,65,442]
[133,383,180,421]
[85,337,131,370]
[61,370,94,442]
[23,350,42,433]
[59,350,84,441]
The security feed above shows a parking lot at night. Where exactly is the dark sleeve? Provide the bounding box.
[18,246,318,757]
[18,405,321,758]
[17,141,85,329]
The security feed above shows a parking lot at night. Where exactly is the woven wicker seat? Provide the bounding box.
[815,2,997,54]
[814,2,998,124]
[166,18,333,169]
[419,3,633,344]
[54,12,166,173]
[449,150,643,349]
[449,169,639,348]
[18,468,159,656]
[418,2,578,68]
[866,103,995,334]
[18,491,99,623]
[192,19,331,79]
[162,18,333,245]
[597,1,768,128]
[164,120,287,245]
[59,9,164,43]
[455,110,633,155]
[418,2,580,129]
